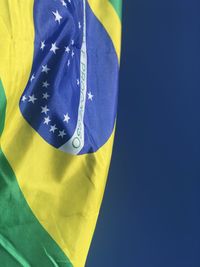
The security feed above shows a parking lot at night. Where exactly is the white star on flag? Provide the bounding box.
[50,124,58,133]
[63,113,70,123]
[42,65,50,74]
[22,95,27,102]
[65,46,70,53]
[42,81,50,88]
[50,42,59,54]
[88,91,94,101]
[52,10,62,24]
[28,94,37,104]
[60,0,67,7]
[41,105,50,114]
[44,116,51,125]
[43,92,50,100]
[30,74,35,82]
[40,41,45,50]
[58,130,66,138]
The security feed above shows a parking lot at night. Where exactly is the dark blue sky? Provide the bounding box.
[87,1,200,266]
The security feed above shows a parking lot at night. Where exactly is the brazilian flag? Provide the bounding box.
[0,0,121,266]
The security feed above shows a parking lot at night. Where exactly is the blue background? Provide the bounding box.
[87,1,200,266]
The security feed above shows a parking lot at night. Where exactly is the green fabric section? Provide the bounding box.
[109,0,122,20]
[0,80,6,135]
[0,82,73,267]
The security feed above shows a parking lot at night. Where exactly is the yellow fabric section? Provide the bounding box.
[0,1,121,267]
[88,0,121,61]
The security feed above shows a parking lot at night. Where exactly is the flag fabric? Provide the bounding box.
[0,0,121,266]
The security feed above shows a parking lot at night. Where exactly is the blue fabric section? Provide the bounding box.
[19,0,118,154]
[20,0,82,146]
[81,4,119,153]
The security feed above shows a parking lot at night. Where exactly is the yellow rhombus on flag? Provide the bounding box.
[0,0,122,266]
